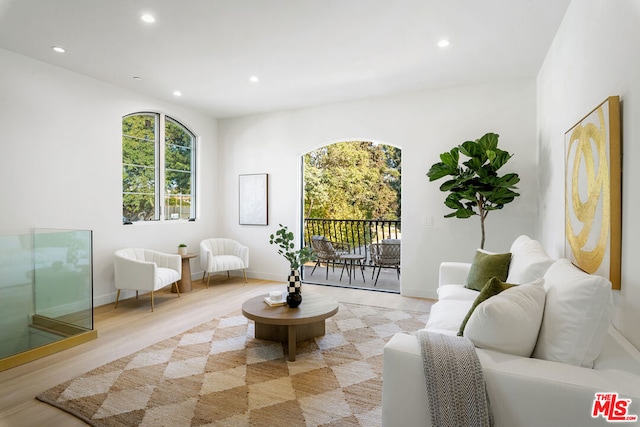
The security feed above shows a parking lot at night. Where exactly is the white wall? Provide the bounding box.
[537,0,640,348]
[219,79,539,298]
[0,47,541,305]
[0,48,219,306]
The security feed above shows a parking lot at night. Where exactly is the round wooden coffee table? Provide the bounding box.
[241,293,339,361]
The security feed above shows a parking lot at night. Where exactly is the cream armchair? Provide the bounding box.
[114,248,182,312]
[200,238,249,287]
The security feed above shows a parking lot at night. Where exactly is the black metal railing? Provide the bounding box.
[303,218,401,264]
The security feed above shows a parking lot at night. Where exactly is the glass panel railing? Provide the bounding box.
[0,229,94,368]
[33,229,93,330]
[0,233,34,359]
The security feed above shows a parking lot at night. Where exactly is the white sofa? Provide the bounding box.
[382,235,640,427]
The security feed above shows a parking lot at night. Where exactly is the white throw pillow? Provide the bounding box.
[532,259,613,368]
[508,234,532,254]
[463,279,546,357]
[507,236,554,284]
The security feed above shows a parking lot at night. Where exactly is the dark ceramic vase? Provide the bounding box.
[287,292,302,308]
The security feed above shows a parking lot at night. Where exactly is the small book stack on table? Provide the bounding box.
[264,290,286,307]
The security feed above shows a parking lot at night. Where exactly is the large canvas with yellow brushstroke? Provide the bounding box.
[565,96,621,290]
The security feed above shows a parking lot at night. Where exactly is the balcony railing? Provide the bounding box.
[303,218,401,264]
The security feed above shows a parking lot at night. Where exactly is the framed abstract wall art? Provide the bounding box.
[239,173,268,226]
[565,96,621,290]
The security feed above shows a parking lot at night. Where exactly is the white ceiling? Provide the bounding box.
[0,0,570,119]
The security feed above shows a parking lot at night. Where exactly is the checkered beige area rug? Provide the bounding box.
[37,302,428,427]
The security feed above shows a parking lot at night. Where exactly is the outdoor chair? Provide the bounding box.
[369,239,401,286]
[309,235,350,279]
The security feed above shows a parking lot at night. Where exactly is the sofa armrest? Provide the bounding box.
[478,349,640,426]
[438,262,472,287]
[383,332,640,427]
[382,333,431,427]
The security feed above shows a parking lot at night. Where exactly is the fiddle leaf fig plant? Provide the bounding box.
[269,224,315,270]
[426,132,520,249]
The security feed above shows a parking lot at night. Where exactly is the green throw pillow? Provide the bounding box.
[458,277,515,336]
[465,250,512,291]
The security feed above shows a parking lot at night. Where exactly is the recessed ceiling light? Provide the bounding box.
[438,39,450,48]
[173,91,182,97]
[52,46,66,53]
[141,14,155,23]
[249,76,259,83]
[132,76,142,80]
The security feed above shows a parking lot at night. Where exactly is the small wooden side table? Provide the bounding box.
[173,253,197,293]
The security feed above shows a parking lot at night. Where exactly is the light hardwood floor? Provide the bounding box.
[0,277,433,426]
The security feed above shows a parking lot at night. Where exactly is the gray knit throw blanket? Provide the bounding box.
[417,330,494,427]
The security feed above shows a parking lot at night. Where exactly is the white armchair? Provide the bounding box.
[114,248,182,312]
[200,238,249,287]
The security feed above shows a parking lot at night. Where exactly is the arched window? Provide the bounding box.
[122,112,196,223]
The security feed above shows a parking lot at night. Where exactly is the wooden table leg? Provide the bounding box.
[288,325,296,361]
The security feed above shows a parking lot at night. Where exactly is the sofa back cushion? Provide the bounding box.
[424,299,474,336]
[463,278,546,357]
[507,235,554,284]
[532,259,613,368]
[437,284,480,302]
